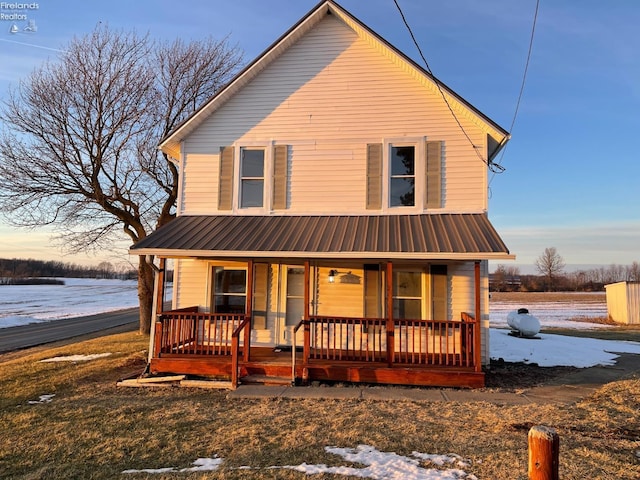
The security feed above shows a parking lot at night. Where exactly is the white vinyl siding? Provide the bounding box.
[450,261,490,365]
[315,265,365,318]
[181,15,488,215]
[174,259,209,310]
[180,154,218,215]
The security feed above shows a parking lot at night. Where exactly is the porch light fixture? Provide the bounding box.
[328,270,340,283]
[328,269,350,283]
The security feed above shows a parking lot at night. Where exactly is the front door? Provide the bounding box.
[277,266,306,346]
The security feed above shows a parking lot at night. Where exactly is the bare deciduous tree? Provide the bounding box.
[535,247,565,291]
[0,26,243,333]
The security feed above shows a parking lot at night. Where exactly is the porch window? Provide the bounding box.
[393,271,422,319]
[212,268,246,314]
[390,145,415,207]
[240,148,265,208]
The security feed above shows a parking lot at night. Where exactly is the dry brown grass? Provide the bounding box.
[1,332,639,479]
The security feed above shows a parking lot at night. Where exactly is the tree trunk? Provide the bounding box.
[138,257,155,335]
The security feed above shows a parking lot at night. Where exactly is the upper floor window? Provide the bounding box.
[390,146,415,207]
[366,140,442,211]
[240,148,265,208]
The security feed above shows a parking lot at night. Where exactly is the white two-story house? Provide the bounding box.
[131,0,514,388]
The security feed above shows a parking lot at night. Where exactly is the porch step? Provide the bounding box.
[240,374,292,386]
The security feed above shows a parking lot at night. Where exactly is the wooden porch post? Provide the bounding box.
[474,261,482,372]
[386,261,394,367]
[245,259,253,362]
[148,257,166,362]
[303,261,310,355]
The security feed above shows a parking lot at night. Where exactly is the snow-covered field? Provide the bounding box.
[0,278,141,329]
[489,295,608,330]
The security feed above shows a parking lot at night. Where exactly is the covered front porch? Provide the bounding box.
[148,260,485,388]
[131,213,514,389]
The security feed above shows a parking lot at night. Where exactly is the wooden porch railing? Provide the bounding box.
[231,316,251,388]
[306,313,479,368]
[155,309,245,357]
[153,310,481,370]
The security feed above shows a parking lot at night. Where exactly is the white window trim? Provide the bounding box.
[233,141,274,213]
[382,137,425,213]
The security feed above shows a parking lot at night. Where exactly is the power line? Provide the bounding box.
[490,0,540,186]
[392,0,501,172]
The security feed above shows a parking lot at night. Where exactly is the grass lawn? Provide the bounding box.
[1,329,639,479]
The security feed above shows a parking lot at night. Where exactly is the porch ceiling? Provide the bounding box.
[130,214,514,260]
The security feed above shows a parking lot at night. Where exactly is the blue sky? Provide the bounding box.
[0,0,638,271]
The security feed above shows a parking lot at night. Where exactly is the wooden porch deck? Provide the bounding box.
[149,349,485,388]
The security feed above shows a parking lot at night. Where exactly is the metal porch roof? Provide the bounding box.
[130,214,513,260]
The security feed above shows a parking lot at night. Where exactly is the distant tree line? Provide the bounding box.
[0,258,137,281]
[491,261,640,292]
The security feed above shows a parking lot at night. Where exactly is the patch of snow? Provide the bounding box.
[280,445,474,479]
[122,457,222,474]
[180,457,224,472]
[40,353,112,363]
[412,452,471,468]
[28,394,55,404]
[490,328,640,367]
[122,466,177,474]
[122,447,475,479]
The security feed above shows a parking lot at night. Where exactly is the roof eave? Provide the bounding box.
[129,247,515,261]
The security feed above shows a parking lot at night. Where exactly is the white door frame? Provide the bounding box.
[276,264,306,346]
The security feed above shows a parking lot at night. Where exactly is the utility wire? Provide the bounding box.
[392,0,500,172]
[489,0,540,187]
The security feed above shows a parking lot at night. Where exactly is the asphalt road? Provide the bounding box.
[0,308,139,354]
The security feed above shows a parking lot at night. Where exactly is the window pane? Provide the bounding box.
[285,298,304,326]
[391,146,414,175]
[241,149,264,177]
[394,271,421,297]
[286,267,305,297]
[390,178,415,206]
[214,295,246,314]
[393,299,422,319]
[214,269,247,294]
[241,179,264,207]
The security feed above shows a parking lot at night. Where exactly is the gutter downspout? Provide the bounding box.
[145,255,163,364]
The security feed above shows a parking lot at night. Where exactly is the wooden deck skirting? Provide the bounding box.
[152,310,483,388]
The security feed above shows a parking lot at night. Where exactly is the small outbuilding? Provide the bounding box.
[605,281,640,325]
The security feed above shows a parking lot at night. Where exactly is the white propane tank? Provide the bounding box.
[506,308,541,337]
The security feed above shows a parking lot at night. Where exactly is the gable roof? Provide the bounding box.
[130,213,514,260]
[159,0,509,161]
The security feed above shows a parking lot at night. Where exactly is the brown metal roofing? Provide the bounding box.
[130,214,512,260]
